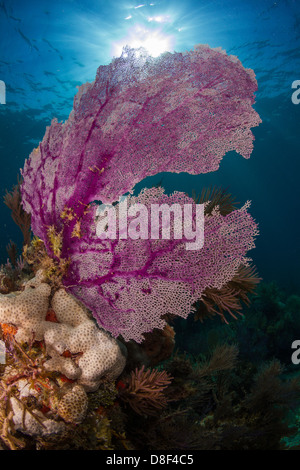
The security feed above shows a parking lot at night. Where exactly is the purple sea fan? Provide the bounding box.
[61,187,258,343]
[20,45,261,342]
[21,44,260,242]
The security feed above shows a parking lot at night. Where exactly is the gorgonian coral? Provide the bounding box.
[20,45,261,342]
[120,365,173,416]
[63,188,258,342]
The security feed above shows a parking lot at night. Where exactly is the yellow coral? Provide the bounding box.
[95,416,113,450]
[47,226,63,258]
[71,220,81,239]
[22,237,69,289]
[88,165,105,175]
[60,206,76,223]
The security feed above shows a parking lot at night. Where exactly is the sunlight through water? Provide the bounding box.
[112,24,175,57]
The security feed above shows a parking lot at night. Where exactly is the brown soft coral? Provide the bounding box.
[3,179,31,247]
[119,366,172,416]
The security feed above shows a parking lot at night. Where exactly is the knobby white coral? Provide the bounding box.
[10,396,67,437]
[0,271,126,392]
[7,375,88,435]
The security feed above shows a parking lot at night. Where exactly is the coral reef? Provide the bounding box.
[0,271,126,391]
[1,43,281,450]
[124,346,300,450]
[125,324,175,369]
[22,235,70,289]
[0,328,125,449]
[119,365,173,416]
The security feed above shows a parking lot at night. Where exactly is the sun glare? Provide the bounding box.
[112,25,174,58]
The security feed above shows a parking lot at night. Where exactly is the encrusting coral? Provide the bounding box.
[0,271,51,344]
[0,271,126,392]
[50,384,88,424]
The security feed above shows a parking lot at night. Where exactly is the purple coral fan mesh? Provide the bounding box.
[63,187,258,343]
[20,45,261,342]
[21,45,260,242]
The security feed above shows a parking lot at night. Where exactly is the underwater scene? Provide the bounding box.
[0,0,300,454]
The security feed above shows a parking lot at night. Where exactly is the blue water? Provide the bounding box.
[0,0,299,291]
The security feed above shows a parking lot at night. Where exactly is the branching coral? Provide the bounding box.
[194,264,261,322]
[192,186,239,216]
[44,288,127,391]
[120,365,173,416]
[193,344,239,379]
[129,346,300,450]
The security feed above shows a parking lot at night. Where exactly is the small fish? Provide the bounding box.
[0,1,8,18]
[9,15,21,22]
[16,27,33,49]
